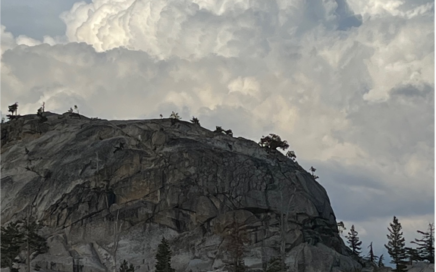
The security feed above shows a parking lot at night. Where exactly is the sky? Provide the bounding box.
[1,0,434,266]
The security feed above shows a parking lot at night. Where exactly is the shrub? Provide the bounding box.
[258,134,289,151]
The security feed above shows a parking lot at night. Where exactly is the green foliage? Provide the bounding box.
[23,219,49,258]
[6,103,19,121]
[190,117,200,125]
[0,218,49,271]
[405,247,421,265]
[214,126,233,136]
[337,221,346,235]
[411,223,434,263]
[169,112,181,120]
[1,221,24,269]
[259,134,289,151]
[265,257,288,272]
[346,225,362,257]
[119,260,134,272]
[214,126,223,133]
[286,150,297,161]
[36,107,47,123]
[170,112,181,125]
[155,237,175,272]
[223,221,249,272]
[378,254,385,267]
[385,216,407,272]
[309,166,319,179]
[8,103,18,115]
[366,242,379,266]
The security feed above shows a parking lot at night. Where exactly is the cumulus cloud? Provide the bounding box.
[59,0,363,59]
[1,0,433,263]
[1,26,17,56]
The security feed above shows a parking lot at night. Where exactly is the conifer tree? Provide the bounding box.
[309,166,319,180]
[405,247,421,265]
[155,237,175,272]
[8,102,18,116]
[258,134,289,151]
[366,242,379,266]
[190,117,200,125]
[378,254,385,267]
[169,111,180,120]
[36,107,47,123]
[169,112,181,125]
[223,221,249,272]
[385,216,407,272]
[346,225,362,256]
[1,222,24,272]
[22,217,49,272]
[337,221,346,236]
[119,260,134,272]
[411,223,434,263]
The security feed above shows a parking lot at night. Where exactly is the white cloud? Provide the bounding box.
[1,26,17,57]
[16,35,42,46]
[1,0,433,264]
[58,0,364,60]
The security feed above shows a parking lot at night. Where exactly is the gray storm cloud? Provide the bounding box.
[1,0,434,262]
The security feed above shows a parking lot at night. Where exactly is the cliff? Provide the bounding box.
[1,112,360,272]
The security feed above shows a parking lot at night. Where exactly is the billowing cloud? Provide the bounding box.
[59,0,363,59]
[1,0,433,263]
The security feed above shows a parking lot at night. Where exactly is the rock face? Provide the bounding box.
[1,113,360,272]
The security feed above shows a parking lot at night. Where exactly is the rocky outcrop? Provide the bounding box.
[1,112,360,272]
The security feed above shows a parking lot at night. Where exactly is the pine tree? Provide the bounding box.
[385,216,407,272]
[223,221,249,272]
[378,254,385,267]
[190,117,200,125]
[119,260,134,272]
[258,134,289,151]
[155,237,175,272]
[405,247,421,265]
[1,222,24,272]
[346,225,362,256]
[411,223,434,263]
[22,217,49,272]
[366,242,379,266]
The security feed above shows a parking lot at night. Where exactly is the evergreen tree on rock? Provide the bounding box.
[119,260,135,272]
[411,223,434,263]
[346,225,362,257]
[223,221,249,272]
[378,254,385,267]
[1,222,24,272]
[385,216,407,272]
[155,237,175,272]
[405,247,421,265]
[366,242,379,266]
[23,217,49,272]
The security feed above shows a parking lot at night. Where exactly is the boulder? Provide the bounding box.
[1,114,361,272]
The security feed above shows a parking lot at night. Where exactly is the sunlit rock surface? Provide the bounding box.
[2,112,361,272]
